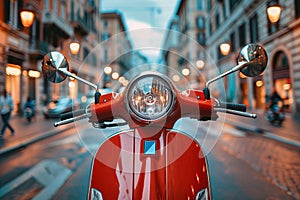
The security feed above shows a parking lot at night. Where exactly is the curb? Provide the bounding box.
[0,124,74,156]
[226,120,300,148]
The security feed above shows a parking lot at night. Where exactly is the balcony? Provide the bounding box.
[42,11,73,38]
[70,12,89,36]
[29,41,54,58]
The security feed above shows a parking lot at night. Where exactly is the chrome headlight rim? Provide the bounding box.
[125,72,176,122]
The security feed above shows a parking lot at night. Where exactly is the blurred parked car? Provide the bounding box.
[43,97,74,118]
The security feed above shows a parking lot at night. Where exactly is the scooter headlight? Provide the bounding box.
[126,73,175,121]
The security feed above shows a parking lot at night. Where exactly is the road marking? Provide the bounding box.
[0,159,72,200]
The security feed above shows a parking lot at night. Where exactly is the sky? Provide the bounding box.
[101,0,179,61]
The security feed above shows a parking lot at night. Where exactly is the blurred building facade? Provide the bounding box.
[0,0,102,114]
[101,11,133,88]
[163,0,208,88]
[205,0,300,115]
[163,0,300,116]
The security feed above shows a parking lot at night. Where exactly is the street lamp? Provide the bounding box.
[182,68,190,76]
[196,60,205,69]
[69,41,81,55]
[104,66,112,75]
[20,8,35,27]
[220,42,231,56]
[266,0,282,23]
[112,72,120,80]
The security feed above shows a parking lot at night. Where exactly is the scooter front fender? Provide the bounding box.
[88,128,210,200]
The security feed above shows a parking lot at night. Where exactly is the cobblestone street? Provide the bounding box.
[220,126,300,199]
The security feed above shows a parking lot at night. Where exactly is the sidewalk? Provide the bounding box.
[0,113,74,156]
[224,109,300,147]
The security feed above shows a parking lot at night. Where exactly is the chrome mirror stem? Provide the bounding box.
[205,61,247,88]
[59,69,98,90]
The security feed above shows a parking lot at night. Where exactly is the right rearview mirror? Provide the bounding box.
[237,44,268,77]
[42,51,69,83]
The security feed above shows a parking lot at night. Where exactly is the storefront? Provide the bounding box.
[272,51,292,112]
[5,48,26,115]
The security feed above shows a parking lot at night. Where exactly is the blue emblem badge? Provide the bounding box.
[144,140,156,155]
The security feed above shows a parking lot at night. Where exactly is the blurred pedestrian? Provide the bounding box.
[0,89,15,137]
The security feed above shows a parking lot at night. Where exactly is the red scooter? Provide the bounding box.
[41,43,268,199]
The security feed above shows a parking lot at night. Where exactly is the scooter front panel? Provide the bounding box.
[89,130,135,199]
[166,130,210,199]
[89,128,210,200]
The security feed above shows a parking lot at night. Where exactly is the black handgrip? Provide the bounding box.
[221,102,247,112]
[60,109,86,121]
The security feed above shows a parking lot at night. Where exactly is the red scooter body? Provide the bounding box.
[88,128,210,199]
[41,43,267,200]
[87,84,215,199]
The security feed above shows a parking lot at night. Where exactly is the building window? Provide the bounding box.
[207,0,211,12]
[215,12,220,29]
[60,3,66,20]
[104,20,109,28]
[84,47,89,60]
[197,0,204,10]
[102,32,110,41]
[4,0,23,29]
[196,16,205,29]
[250,14,259,43]
[268,22,279,34]
[230,31,236,52]
[104,48,108,62]
[222,2,227,20]
[197,32,205,45]
[53,0,57,13]
[44,0,49,10]
[238,23,246,48]
[229,0,241,12]
[70,0,74,21]
[296,0,300,18]
[208,19,212,35]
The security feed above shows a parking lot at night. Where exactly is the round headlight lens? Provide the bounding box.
[127,74,174,121]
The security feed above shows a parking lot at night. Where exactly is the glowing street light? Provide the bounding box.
[20,8,35,27]
[220,42,231,56]
[104,66,112,75]
[266,0,282,23]
[69,41,81,55]
[182,68,190,76]
[196,60,205,69]
[112,72,120,80]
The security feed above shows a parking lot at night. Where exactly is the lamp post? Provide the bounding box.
[69,41,81,55]
[220,42,231,56]
[266,0,282,23]
[20,8,35,27]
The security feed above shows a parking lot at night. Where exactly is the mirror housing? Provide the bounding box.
[237,44,268,77]
[42,51,69,83]
[204,43,268,99]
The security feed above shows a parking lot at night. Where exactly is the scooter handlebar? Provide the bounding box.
[60,109,86,121]
[219,102,247,112]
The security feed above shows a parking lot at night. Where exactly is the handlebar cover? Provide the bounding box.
[60,109,86,121]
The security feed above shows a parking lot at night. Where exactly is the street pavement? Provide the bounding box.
[224,109,300,147]
[0,114,74,155]
[217,109,300,199]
